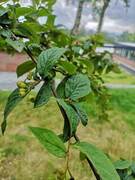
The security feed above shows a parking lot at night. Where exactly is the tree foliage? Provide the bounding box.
[0,0,121,179]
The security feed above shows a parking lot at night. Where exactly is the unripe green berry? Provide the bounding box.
[19,89,26,97]
[28,95,35,103]
[17,81,27,89]
[82,69,87,74]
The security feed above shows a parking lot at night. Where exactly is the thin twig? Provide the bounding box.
[11,31,37,65]
[24,47,37,64]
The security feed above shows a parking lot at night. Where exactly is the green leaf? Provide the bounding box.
[6,38,25,52]
[131,162,135,174]
[16,7,34,18]
[16,22,42,43]
[57,99,79,136]
[80,152,86,161]
[0,8,8,17]
[46,15,56,27]
[74,142,120,180]
[0,29,12,38]
[29,127,66,158]
[37,47,66,78]
[37,8,49,16]
[34,81,52,108]
[72,46,83,55]
[45,0,56,8]
[65,74,91,101]
[1,89,26,134]
[59,61,77,75]
[81,59,94,75]
[72,103,88,126]
[114,160,131,170]
[56,77,67,98]
[16,61,35,77]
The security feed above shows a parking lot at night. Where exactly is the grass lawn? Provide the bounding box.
[0,89,135,180]
[103,68,135,84]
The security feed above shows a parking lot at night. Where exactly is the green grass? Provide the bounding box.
[0,89,135,179]
[103,68,135,84]
[109,89,135,128]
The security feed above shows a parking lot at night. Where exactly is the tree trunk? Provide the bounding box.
[71,0,85,35]
[97,0,110,33]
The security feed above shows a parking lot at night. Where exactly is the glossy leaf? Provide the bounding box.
[114,160,131,170]
[34,81,52,108]
[65,74,91,101]
[56,77,67,98]
[16,22,41,43]
[59,61,77,75]
[81,59,94,75]
[46,15,56,27]
[74,142,120,180]
[16,7,34,18]
[6,38,25,52]
[29,127,66,158]
[16,60,35,77]
[57,99,79,136]
[72,46,83,55]
[1,89,26,134]
[72,103,88,126]
[0,8,8,17]
[37,47,66,78]
[0,29,12,38]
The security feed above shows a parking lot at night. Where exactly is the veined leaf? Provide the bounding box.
[56,77,67,98]
[65,74,91,101]
[0,29,12,38]
[1,89,27,134]
[16,7,34,18]
[59,61,77,75]
[74,142,120,180]
[34,81,52,108]
[16,22,42,43]
[72,46,83,55]
[46,15,56,27]
[81,59,94,75]
[6,38,25,52]
[57,99,79,137]
[114,160,131,170]
[72,103,88,126]
[0,8,8,17]
[29,127,66,158]
[37,47,66,78]
[16,60,35,77]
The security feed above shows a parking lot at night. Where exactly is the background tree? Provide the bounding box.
[119,31,135,42]
[70,0,130,35]
[71,0,85,35]
[94,0,130,33]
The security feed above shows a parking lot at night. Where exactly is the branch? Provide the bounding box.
[51,80,100,180]
[64,139,74,179]
[11,31,37,65]
[24,47,37,64]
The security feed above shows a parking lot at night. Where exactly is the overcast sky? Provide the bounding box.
[54,0,135,34]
